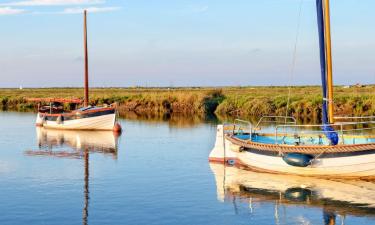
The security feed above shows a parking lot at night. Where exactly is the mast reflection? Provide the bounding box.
[25,128,120,225]
[83,148,89,225]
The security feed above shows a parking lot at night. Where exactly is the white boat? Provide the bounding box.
[210,163,375,221]
[35,105,118,131]
[210,121,375,178]
[209,0,375,178]
[31,10,121,132]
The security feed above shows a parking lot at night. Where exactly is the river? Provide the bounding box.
[0,111,374,225]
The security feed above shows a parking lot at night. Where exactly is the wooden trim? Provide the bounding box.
[226,134,375,154]
[27,98,82,104]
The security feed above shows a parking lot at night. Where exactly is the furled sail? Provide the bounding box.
[316,0,338,145]
[316,0,328,125]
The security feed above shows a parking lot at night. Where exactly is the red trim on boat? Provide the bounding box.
[27,98,83,104]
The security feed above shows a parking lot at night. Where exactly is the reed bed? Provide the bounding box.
[0,86,374,121]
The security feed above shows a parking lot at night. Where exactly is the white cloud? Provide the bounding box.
[0,0,105,6]
[0,7,25,15]
[61,6,120,14]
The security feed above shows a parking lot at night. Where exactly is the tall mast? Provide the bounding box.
[323,0,334,123]
[84,10,89,107]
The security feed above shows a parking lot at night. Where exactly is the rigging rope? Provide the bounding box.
[285,0,304,126]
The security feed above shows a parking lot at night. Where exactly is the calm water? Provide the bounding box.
[0,111,374,225]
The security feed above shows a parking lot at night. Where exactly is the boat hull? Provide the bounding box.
[36,111,116,131]
[209,125,375,178]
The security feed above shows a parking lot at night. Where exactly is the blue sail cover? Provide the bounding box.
[322,125,339,145]
[316,0,328,125]
[316,0,338,145]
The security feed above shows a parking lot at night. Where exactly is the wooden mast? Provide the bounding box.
[323,0,334,123]
[84,10,89,107]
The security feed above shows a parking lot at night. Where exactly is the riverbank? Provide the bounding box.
[0,86,374,121]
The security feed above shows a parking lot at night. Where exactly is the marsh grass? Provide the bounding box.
[0,86,374,120]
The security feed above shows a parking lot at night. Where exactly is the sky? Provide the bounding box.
[0,0,374,88]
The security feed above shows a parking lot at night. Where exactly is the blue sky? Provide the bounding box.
[0,0,374,87]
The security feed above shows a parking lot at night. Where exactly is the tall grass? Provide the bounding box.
[0,86,374,120]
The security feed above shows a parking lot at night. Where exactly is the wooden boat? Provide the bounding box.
[35,103,118,131]
[32,10,121,131]
[210,163,375,221]
[209,0,375,178]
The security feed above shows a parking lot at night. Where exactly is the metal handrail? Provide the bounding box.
[274,120,375,145]
[255,116,296,128]
[335,116,375,120]
[224,118,375,145]
[275,121,375,129]
[234,119,252,139]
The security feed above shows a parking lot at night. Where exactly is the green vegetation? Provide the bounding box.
[0,86,374,121]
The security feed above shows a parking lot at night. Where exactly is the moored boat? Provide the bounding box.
[209,0,375,178]
[31,10,121,132]
[35,103,118,131]
[210,120,375,178]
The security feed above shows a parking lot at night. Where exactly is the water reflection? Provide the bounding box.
[26,128,119,159]
[25,128,120,225]
[210,163,375,224]
[119,111,219,128]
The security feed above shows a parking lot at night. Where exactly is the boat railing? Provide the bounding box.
[254,116,297,129]
[223,116,297,140]
[334,116,375,121]
[275,120,375,145]
[223,119,252,139]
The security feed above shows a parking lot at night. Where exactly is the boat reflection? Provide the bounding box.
[26,127,119,159]
[210,163,375,224]
[25,128,121,225]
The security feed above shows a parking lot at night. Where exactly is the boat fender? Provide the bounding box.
[113,123,122,133]
[284,187,313,202]
[282,153,314,167]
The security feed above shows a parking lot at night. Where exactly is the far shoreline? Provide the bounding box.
[0,85,374,121]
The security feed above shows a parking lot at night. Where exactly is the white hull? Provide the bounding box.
[36,112,116,131]
[209,125,375,178]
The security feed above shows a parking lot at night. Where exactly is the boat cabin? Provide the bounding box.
[27,98,83,114]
